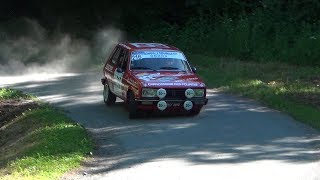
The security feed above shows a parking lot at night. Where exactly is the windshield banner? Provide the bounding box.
[131,51,186,61]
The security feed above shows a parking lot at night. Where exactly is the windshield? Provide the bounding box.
[130,50,191,71]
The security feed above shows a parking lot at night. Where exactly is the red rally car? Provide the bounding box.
[101,43,208,118]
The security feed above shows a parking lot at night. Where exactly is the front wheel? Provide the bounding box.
[189,107,202,116]
[127,92,139,119]
[103,84,116,106]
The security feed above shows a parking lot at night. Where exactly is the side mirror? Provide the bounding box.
[101,78,106,85]
[116,68,123,73]
[191,67,197,73]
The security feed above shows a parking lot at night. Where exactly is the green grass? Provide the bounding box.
[188,54,320,130]
[0,91,93,179]
[0,88,34,100]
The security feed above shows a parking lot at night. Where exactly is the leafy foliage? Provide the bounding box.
[1,0,320,65]
[139,5,320,66]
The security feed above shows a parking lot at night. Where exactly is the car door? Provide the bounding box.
[112,47,127,97]
[117,49,129,99]
[105,46,121,95]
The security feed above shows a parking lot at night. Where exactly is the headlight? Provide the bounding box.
[142,88,157,97]
[194,89,205,97]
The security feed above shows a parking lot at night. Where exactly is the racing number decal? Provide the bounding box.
[113,70,124,96]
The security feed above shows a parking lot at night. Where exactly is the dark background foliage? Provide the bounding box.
[1,0,320,65]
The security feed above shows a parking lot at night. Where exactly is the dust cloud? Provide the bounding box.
[0,18,123,76]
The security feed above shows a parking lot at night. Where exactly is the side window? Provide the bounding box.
[116,50,124,67]
[119,50,129,70]
[109,46,128,71]
[111,47,121,64]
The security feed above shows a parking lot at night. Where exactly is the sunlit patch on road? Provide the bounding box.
[0,73,79,87]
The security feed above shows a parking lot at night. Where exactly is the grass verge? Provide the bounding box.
[0,89,94,180]
[0,88,34,100]
[188,54,320,130]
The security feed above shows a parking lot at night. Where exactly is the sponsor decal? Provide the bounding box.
[126,78,138,88]
[113,70,124,95]
[131,51,186,61]
[119,43,131,49]
[155,76,185,82]
[147,82,200,87]
[135,73,201,84]
[105,64,113,72]
[130,43,170,48]
[136,73,150,76]
[157,77,177,82]
[186,77,198,81]
[135,73,186,82]
[136,73,161,81]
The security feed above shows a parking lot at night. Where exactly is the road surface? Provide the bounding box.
[1,72,319,180]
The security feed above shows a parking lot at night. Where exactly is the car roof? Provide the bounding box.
[118,43,180,51]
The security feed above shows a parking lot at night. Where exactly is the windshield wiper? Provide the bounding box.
[131,66,155,71]
[159,67,179,70]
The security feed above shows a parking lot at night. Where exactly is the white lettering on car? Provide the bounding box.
[113,70,124,95]
[130,43,170,48]
[146,82,200,86]
[125,78,138,88]
[136,73,161,81]
[119,43,131,49]
[105,64,113,72]
[131,51,186,61]
[131,54,142,60]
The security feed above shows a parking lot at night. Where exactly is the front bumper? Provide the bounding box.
[137,98,208,105]
[135,97,208,111]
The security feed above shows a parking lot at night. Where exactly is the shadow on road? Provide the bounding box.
[2,72,319,175]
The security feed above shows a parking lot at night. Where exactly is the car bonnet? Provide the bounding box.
[132,71,206,88]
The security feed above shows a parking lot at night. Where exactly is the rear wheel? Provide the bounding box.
[103,84,116,106]
[127,92,139,119]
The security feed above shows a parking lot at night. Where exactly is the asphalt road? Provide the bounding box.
[1,72,319,180]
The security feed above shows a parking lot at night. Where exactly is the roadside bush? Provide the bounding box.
[139,7,320,66]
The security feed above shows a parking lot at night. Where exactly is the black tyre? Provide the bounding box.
[103,84,116,106]
[189,108,201,116]
[127,92,138,119]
